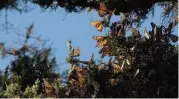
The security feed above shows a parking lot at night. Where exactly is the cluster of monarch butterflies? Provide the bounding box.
[66,43,96,93]
[65,4,178,96]
[130,22,179,43]
[92,35,114,57]
[66,64,89,96]
[90,8,178,77]
[95,56,129,75]
[90,3,116,32]
[68,65,87,88]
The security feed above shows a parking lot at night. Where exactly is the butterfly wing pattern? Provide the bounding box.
[98,3,110,17]
[91,21,104,32]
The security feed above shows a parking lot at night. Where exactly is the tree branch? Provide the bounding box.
[1,0,177,15]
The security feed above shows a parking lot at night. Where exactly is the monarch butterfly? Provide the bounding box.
[112,63,121,73]
[73,47,80,57]
[99,46,111,55]
[102,8,116,26]
[96,39,109,47]
[131,28,141,38]
[78,77,86,88]
[91,20,104,32]
[98,3,110,17]
[11,48,19,56]
[75,66,83,72]
[92,36,105,41]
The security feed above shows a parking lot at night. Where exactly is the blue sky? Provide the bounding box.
[0,5,177,73]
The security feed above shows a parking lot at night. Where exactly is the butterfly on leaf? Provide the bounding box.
[93,36,110,47]
[98,3,111,17]
[96,39,109,47]
[75,66,83,73]
[73,47,80,57]
[91,20,104,32]
[75,67,87,88]
[131,28,141,38]
[78,77,86,88]
[99,45,112,56]
[98,3,116,17]
[92,36,106,41]
[112,63,121,73]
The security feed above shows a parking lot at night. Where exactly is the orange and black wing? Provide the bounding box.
[91,21,104,32]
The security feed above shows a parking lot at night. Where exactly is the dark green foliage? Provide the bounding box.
[7,48,59,90]
[0,0,177,25]
[65,15,178,98]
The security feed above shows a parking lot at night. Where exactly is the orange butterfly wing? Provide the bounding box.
[98,3,110,17]
[11,48,18,56]
[92,36,105,41]
[96,39,109,47]
[99,46,111,55]
[73,47,80,57]
[131,28,141,38]
[112,63,121,73]
[91,21,103,32]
